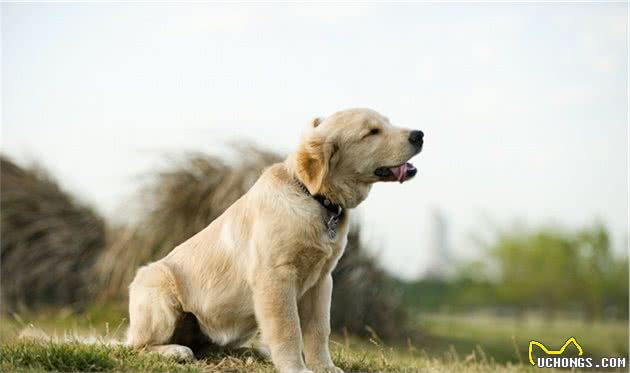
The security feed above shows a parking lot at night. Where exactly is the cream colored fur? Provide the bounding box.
[126,108,422,373]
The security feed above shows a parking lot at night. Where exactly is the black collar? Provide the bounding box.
[293,177,344,239]
[293,177,343,216]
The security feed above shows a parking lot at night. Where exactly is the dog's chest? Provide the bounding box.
[298,231,348,296]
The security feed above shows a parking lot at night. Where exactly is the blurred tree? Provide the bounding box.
[400,224,628,321]
[575,224,613,320]
[491,229,579,315]
[488,225,627,320]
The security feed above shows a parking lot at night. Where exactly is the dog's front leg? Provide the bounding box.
[299,274,343,373]
[254,267,310,373]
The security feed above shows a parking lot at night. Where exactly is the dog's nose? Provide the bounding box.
[408,130,424,148]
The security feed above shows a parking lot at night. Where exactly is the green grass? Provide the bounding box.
[0,304,128,344]
[416,312,629,364]
[0,341,207,372]
[2,309,626,372]
[1,338,542,373]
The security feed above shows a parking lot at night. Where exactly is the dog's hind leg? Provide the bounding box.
[126,262,194,362]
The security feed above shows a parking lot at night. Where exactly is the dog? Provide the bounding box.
[126,108,424,373]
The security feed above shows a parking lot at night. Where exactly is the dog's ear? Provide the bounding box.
[296,135,336,194]
[310,117,325,128]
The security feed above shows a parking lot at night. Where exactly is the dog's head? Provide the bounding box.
[292,108,423,208]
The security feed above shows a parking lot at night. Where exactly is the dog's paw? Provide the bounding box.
[164,345,195,362]
[150,344,195,362]
[254,346,272,360]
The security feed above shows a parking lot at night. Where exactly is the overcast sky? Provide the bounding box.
[2,2,627,278]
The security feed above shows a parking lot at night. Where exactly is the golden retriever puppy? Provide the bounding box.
[126,108,424,373]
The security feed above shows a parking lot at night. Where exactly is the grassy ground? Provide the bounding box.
[0,338,535,373]
[1,308,626,372]
[416,312,628,364]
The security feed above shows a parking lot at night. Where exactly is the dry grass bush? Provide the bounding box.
[331,227,407,340]
[97,146,407,340]
[0,156,105,313]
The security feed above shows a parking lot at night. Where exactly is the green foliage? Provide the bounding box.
[489,224,627,319]
[401,224,628,320]
[398,277,495,312]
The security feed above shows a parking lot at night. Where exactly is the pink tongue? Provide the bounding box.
[390,163,409,183]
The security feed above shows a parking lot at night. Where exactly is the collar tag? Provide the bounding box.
[293,177,344,240]
[326,213,340,240]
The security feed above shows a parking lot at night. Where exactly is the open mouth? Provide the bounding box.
[374,162,417,183]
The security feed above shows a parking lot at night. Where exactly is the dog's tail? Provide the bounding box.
[18,325,125,346]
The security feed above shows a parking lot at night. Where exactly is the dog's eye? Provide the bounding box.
[361,128,381,140]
